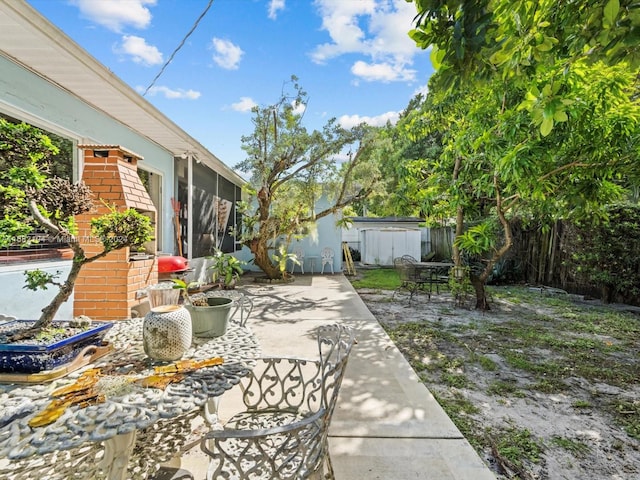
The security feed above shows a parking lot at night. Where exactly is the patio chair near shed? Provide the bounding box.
[200,324,356,480]
[290,247,305,274]
[320,247,335,274]
[392,257,429,303]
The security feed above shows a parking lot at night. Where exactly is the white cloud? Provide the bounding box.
[412,83,429,98]
[70,0,156,33]
[338,111,400,129]
[231,97,258,112]
[118,35,163,66]
[210,38,244,70]
[351,60,415,82]
[311,0,425,83]
[291,100,306,115]
[268,0,286,19]
[139,85,201,100]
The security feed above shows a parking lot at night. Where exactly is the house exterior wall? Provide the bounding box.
[0,54,174,319]
[0,261,73,320]
[234,195,343,274]
[288,203,343,274]
[0,54,176,252]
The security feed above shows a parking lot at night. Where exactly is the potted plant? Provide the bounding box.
[208,249,245,289]
[271,244,299,282]
[172,279,237,338]
[0,119,154,373]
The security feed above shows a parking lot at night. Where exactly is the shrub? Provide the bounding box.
[564,203,640,304]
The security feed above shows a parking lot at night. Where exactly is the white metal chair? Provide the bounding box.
[200,324,356,479]
[320,247,334,274]
[290,247,305,274]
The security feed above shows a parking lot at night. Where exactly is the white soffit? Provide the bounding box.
[0,0,245,186]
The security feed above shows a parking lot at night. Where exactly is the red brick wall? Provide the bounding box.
[74,146,157,320]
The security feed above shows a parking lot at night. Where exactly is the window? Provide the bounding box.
[0,116,74,263]
[138,168,163,252]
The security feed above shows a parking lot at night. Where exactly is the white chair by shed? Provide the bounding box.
[290,247,305,274]
[320,247,334,274]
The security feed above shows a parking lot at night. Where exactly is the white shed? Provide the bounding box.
[359,228,421,266]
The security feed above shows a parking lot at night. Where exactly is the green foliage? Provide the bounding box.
[23,269,61,291]
[233,76,380,278]
[563,203,640,303]
[448,266,473,305]
[409,0,640,92]
[170,278,201,305]
[0,118,154,327]
[493,428,543,469]
[0,118,58,246]
[455,222,496,256]
[366,2,640,309]
[613,400,640,439]
[350,268,400,290]
[34,326,67,342]
[91,204,153,252]
[551,436,590,456]
[207,249,245,287]
[271,244,298,280]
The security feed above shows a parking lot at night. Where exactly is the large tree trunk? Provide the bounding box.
[33,243,86,329]
[250,238,283,280]
[472,176,514,311]
[452,156,464,266]
[471,275,490,310]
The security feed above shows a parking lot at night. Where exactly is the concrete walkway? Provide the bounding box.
[173,273,496,479]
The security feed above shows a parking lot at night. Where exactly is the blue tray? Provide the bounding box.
[0,320,113,373]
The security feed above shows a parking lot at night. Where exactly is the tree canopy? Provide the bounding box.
[374,1,640,308]
[234,77,380,279]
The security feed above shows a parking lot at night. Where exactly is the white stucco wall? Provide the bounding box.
[0,54,178,320]
[0,260,73,320]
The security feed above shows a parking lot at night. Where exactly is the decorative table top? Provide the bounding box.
[0,318,260,460]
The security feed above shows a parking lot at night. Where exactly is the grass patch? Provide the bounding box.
[551,436,590,456]
[442,372,470,388]
[350,268,400,290]
[612,400,640,440]
[487,380,525,397]
[491,427,543,471]
[475,354,498,371]
[433,392,482,448]
[531,378,566,393]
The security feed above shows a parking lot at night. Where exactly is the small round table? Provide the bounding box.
[0,318,260,480]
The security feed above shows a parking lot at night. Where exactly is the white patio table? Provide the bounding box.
[0,317,260,480]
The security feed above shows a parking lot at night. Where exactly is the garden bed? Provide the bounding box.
[354,283,640,480]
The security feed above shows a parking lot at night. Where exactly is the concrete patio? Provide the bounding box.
[168,273,496,479]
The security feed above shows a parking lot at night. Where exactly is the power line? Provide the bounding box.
[143,0,214,96]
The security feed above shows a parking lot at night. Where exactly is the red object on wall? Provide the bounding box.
[158,256,189,273]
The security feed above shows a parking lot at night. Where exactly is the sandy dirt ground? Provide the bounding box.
[355,286,640,480]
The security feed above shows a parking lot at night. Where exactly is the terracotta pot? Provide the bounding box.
[143,305,192,361]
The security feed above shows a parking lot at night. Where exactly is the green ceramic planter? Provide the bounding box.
[186,297,236,338]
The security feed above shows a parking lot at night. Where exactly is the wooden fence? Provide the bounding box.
[430,222,604,300]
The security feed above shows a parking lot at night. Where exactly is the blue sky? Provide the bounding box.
[27,0,434,170]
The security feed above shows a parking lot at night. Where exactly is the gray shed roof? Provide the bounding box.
[349,216,423,223]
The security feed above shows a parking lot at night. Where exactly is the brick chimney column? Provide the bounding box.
[74,145,158,320]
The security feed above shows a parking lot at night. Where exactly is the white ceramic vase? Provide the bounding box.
[143,304,192,361]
